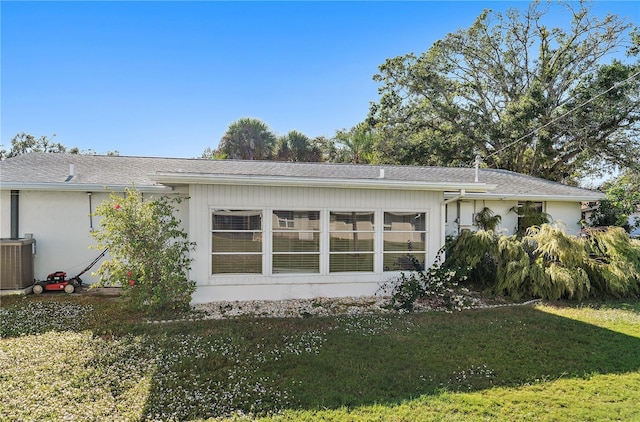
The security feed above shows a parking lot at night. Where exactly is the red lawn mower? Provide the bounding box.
[32,249,108,294]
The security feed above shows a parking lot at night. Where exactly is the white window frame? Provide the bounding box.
[271,209,321,274]
[328,209,376,273]
[210,208,264,275]
[382,210,428,272]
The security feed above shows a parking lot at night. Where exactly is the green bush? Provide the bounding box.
[379,253,467,312]
[91,186,196,315]
[441,225,640,301]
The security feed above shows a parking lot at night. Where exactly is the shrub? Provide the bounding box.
[441,225,640,301]
[582,227,640,298]
[474,207,502,231]
[379,253,466,312]
[91,186,196,315]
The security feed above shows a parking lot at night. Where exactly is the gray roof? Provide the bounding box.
[0,153,604,201]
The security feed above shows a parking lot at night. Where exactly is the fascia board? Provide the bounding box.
[0,182,173,193]
[444,192,605,202]
[150,172,495,192]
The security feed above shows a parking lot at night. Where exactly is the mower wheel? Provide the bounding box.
[32,284,44,294]
[64,284,75,294]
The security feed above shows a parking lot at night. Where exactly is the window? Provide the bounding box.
[383,212,426,271]
[329,211,375,272]
[272,210,320,273]
[211,210,262,274]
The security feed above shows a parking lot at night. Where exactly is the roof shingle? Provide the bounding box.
[0,153,604,200]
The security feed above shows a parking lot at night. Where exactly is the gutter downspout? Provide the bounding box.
[441,189,465,249]
[10,190,19,239]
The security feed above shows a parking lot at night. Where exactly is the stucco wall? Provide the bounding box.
[546,201,582,235]
[445,199,519,236]
[443,199,583,236]
[0,190,10,237]
[0,188,188,286]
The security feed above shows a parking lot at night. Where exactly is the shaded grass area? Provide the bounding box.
[1,294,639,421]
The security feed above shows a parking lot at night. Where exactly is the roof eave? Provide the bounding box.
[0,182,173,193]
[444,192,605,202]
[150,172,495,192]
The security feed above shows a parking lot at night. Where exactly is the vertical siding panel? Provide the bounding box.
[192,183,444,292]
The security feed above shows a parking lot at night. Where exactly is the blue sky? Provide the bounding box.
[2,1,638,158]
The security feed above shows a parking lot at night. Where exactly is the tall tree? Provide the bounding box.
[369,1,639,183]
[0,133,78,160]
[214,118,277,160]
[274,130,323,162]
[1,132,119,159]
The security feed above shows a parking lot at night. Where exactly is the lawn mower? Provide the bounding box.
[32,249,108,294]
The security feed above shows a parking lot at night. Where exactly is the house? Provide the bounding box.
[0,153,604,303]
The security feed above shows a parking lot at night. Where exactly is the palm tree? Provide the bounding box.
[274,130,323,162]
[216,118,277,160]
[334,122,376,164]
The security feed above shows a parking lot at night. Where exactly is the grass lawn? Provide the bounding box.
[1,294,639,421]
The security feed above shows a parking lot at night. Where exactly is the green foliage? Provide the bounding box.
[525,225,591,301]
[582,227,640,298]
[589,170,640,232]
[510,201,551,236]
[442,225,640,301]
[0,132,77,160]
[274,130,324,162]
[494,234,531,299]
[215,117,277,160]
[90,186,196,315]
[379,252,467,312]
[474,207,502,231]
[200,146,226,160]
[0,132,119,159]
[368,1,639,183]
[333,122,377,164]
[444,229,499,289]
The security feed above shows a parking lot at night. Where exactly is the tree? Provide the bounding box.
[274,130,324,162]
[369,1,639,183]
[90,187,196,315]
[214,118,277,160]
[589,170,640,232]
[201,147,226,160]
[333,122,377,164]
[0,133,78,159]
[1,132,119,159]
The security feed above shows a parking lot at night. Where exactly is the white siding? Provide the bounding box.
[189,184,443,303]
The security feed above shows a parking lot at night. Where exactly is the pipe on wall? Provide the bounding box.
[10,190,19,239]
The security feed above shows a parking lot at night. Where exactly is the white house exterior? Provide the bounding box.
[0,153,604,303]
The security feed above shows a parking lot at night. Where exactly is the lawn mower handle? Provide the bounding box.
[72,248,108,279]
